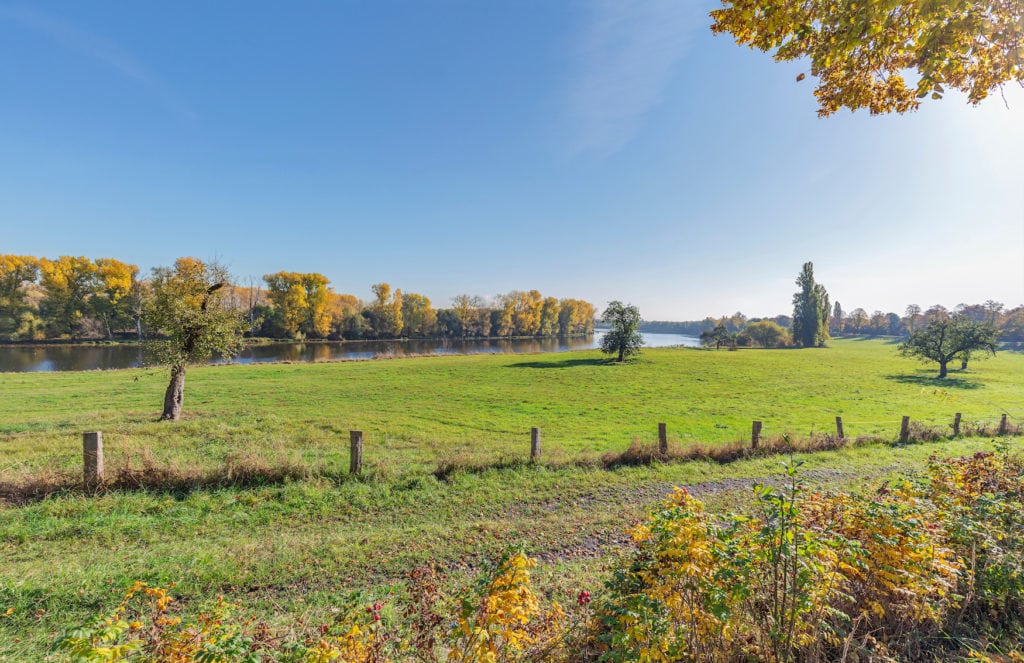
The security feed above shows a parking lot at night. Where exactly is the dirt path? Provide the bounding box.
[528,468,862,563]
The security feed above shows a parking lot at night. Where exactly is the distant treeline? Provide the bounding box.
[829,302,1024,342]
[0,255,595,342]
[638,314,791,337]
[641,301,1024,349]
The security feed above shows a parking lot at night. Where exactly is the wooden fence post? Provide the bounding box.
[953,413,962,437]
[999,414,1009,436]
[349,430,363,475]
[751,421,762,449]
[83,431,104,488]
[899,416,910,444]
[658,423,667,455]
[530,427,541,461]
[835,416,844,439]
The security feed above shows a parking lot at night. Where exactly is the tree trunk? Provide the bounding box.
[618,346,625,362]
[961,359,968,370]
[938,360,948,379]
[160,365,186,421]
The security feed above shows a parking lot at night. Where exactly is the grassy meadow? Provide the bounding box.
[1,338,1022,480]
[1,338,1023,658]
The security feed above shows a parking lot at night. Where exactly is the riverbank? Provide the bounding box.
[0,331,700,372]
[0,333,599,347]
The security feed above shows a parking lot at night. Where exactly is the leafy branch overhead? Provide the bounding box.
[711,0,1024,116]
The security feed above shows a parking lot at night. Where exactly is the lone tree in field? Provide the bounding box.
[143,258,246,421]
[700,323,730,349]
[899,315,999,378]
[791,262,830,347]
[710,0,1024,117]
[600,301,643,362]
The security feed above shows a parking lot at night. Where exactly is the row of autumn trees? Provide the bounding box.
[257,273,595,341]
[0,255,595,342]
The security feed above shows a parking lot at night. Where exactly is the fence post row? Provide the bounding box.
[83,431,104,487]
[73,411,1019,496]
[349,430,363,475]
[899,416,910,444]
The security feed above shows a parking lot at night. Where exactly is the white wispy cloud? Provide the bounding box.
[567,0,699,157]
[0,5,196,120]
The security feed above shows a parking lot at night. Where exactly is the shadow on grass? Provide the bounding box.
[884,373,984,390]
[844,334,903,345]
[505,358,611,369]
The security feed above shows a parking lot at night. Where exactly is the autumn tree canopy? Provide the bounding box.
[711,0,1024,116]
[0,253,597,344]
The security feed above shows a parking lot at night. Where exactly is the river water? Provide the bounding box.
[0,331,700,372]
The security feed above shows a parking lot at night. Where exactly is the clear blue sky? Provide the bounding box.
[2,1,1022,319]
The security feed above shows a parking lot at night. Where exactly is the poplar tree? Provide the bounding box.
[791,262,830,347]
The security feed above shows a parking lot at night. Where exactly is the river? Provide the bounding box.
[0,331,700,372]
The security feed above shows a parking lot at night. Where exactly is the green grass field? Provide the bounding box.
[1,339,1022,659]
[1,339,1021,480]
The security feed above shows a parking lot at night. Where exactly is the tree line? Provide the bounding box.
[643,259,1021,352]
[0,255,595,342]
[687,301,1023,350]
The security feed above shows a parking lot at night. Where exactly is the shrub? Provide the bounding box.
[592,451,1024,661]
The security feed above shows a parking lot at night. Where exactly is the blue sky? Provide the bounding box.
[2,1,1022,319]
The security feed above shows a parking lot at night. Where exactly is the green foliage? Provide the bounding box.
[744,319,789,348]
[600,301,644,362]
[699,323,730,349]
[899,314,999,378]
[143,258,247,370]
[710,0,1024,116]
[791,261,830,348]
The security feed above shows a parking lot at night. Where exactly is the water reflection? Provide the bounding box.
[0,331,699,373]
